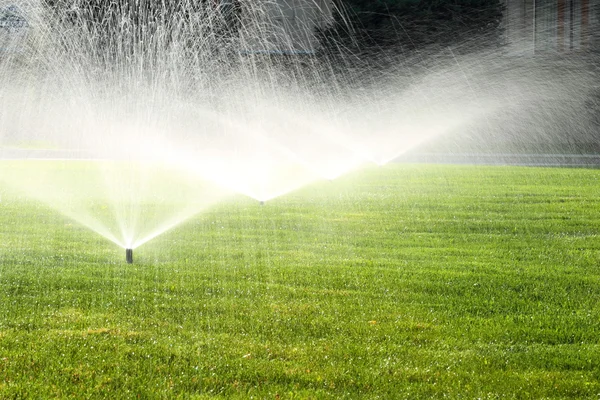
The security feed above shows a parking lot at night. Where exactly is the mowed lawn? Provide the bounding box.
[0,164,599,398]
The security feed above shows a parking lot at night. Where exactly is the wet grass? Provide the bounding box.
[0,164,599,398]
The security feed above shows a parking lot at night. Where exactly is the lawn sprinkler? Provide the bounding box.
[126,248,133,264]
[259,200,265,206]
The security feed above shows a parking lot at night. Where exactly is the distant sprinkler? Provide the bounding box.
[259,200,265,206]
[126,248,133,264]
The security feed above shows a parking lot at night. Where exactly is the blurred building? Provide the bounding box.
[503,0,598,54]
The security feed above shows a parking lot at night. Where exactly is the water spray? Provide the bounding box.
[126,248,133,264]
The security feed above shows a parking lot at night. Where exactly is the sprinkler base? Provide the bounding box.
[126,248,133,264]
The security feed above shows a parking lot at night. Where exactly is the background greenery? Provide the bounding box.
[324,0,504,54]
[42,0,505,54]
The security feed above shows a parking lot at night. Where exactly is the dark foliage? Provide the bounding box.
[322,0,505,56]
[43,0,504,52]
[42,0,241,63]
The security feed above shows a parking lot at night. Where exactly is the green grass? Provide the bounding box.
[1,164,599,399]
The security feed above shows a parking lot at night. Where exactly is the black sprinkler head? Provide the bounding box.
[259,201,265,206]
[126,248,133,264]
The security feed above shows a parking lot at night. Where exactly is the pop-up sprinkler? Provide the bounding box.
[126,248,133,264]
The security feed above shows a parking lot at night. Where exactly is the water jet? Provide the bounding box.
[0,1,593,258]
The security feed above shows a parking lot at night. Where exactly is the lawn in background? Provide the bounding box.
[0,164,599,398]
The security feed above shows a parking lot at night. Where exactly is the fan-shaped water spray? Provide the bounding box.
[0,1,595,262]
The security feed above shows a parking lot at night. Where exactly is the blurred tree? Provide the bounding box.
[43,0,504,55]
[322,0,505,55]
